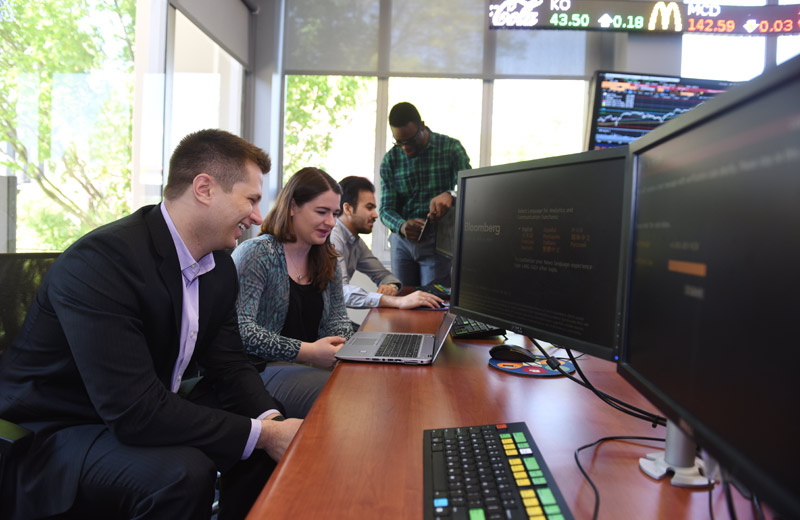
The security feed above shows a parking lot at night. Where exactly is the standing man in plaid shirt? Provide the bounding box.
[379,102,472,287]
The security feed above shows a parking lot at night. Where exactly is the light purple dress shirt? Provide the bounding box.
[160,204,273,459]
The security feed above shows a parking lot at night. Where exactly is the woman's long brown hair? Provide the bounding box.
[260,167,341,291]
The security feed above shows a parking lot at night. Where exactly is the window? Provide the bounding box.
[283,75,377,185]
[777,0,800,64]
[681,1,767,81]
[0,1,137,252]
[491,80,586,165]
[166,10,244,164]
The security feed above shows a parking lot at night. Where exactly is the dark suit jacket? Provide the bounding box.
[0,205,279,518]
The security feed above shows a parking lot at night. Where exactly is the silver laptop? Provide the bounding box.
[336,312,456,365]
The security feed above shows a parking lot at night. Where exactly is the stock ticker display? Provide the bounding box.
[488,0,800,35]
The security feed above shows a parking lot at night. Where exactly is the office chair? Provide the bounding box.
[0,253,60,517]
[0,253,60,451]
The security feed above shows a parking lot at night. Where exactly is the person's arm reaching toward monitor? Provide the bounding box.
[379,290,443,309]
[376,284,399,296]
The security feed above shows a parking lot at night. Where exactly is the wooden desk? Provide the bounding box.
[248,308,766,519]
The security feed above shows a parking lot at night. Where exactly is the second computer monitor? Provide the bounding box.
[449,147,631,361]
[585,71,735,150]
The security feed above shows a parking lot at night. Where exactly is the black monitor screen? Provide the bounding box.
[435,206,456,259]
[620,56,800,518]
[450,148,630,361]
[586,71,735,150]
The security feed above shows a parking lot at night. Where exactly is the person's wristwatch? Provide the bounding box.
[447,190,457,199]
[271,415,286,422]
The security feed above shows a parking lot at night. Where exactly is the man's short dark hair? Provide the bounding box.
[339,176,375,212]
[389,102,421,128]
[165,129,271,200]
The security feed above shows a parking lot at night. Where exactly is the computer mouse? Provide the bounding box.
[489,344,538,362]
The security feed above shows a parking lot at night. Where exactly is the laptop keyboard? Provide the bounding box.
[451,315,506,340]
[423,422,572,520]
[375,334,423,358]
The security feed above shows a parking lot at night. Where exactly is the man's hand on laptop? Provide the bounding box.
[382,290,443,310]
[297,336,346,369]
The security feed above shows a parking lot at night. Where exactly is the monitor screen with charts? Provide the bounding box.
[619,55,800,518]
[585,70,735,150]
[449,147,631,361]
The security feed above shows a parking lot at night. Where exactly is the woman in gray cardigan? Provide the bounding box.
[232,167,354,418]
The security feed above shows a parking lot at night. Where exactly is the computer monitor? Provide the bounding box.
[618,55,800,518]
[449,147,631,361]
[585,70,735,150]
[434,207,456,259]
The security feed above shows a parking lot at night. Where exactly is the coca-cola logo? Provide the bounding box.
[489,0,544,28]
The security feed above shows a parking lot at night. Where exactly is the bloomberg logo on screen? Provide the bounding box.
[489,0,544,28]
[465,222,502,236]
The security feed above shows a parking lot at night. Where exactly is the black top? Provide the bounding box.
[281,278,323,343]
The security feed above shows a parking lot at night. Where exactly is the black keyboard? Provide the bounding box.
[423,422,573,520]
[375,334,422,358]
[417,284,451,300]
[451,315,506,340]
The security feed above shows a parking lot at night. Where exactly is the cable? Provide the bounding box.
[707,476,716,520]
[566,347,666,426]
[574,435,666,520]
[752,494,766,520]
[529,338,666,426]
[722,472,739,520]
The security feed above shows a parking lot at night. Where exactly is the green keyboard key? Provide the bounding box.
[544,505,562,515]
[524,456,540,471]
[537,487,557,506]
[469,508,486,520]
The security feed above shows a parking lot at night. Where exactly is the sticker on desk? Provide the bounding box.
[488,357,575,377]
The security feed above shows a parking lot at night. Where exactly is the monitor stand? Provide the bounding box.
[639,420,713,488]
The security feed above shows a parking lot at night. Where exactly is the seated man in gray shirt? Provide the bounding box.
[331,176,443,309]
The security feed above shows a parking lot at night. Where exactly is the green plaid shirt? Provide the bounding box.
[379,129,472,233]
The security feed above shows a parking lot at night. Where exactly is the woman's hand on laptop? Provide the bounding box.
[297,336,347,369]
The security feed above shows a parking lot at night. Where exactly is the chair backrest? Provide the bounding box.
[0,253,60,355]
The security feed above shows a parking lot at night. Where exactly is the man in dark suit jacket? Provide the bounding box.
[0,129,301,519]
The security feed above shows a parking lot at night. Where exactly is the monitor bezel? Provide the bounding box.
[449,146,633,362]
[618,55,800,519]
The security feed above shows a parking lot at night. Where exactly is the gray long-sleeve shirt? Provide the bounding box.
[330,219,401,308]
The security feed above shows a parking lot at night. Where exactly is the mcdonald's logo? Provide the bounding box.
[648,1,682,31]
